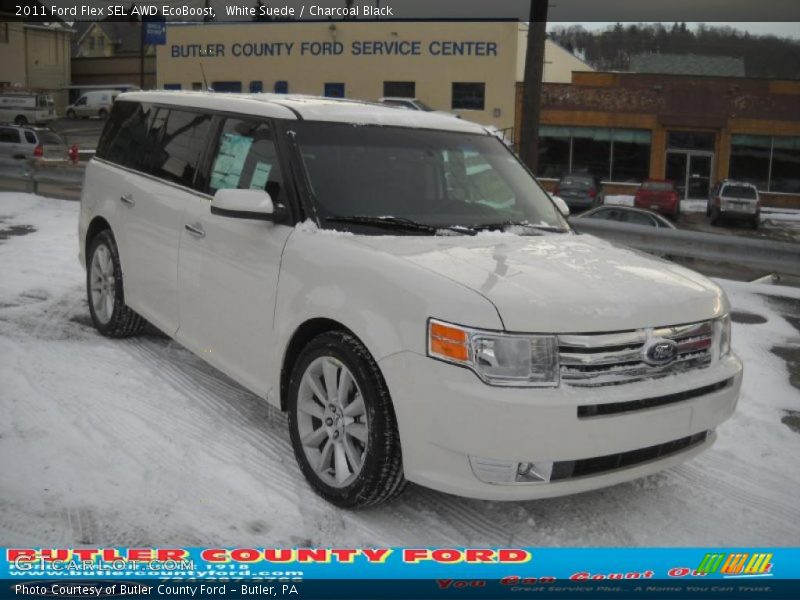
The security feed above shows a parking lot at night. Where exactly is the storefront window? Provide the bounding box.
[729,134,770,191]
[537,126,650,182]
[667,131,715,151]
[728,134,800,194]
[770,136,800,194]
[610,130,651,182]
[538,126,571,178]
[571,127,611,180]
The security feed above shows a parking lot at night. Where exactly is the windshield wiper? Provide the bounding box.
[471,221,567,234]
[326,215,477,236]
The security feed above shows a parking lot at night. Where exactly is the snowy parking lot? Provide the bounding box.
[1,193,800,547]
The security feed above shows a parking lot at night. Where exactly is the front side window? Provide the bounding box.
[75,96,87,106]
[293,122,566,234]
[208,118,285,205]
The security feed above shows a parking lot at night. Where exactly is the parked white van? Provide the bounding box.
[79,92,742,507]
[66,90,119,119]
[0,92,57,125]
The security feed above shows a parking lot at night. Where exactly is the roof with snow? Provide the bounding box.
[629,53,746,77]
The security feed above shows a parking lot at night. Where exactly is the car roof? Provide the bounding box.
[720,179,757,188]
[117,91,486,134]
[579,205,676,227]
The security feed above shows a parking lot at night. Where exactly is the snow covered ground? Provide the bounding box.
[2,193,800,547]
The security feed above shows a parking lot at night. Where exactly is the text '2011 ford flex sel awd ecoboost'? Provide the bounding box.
[79,92,742,508]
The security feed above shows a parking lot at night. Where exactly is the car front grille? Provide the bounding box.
[550,431,709,480]
[559,320,714,387]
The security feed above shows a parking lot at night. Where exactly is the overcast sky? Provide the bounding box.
[40,0,800,38]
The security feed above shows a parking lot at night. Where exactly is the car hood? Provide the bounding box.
[351,232,727,332]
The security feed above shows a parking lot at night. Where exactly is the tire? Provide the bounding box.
[14,115,28,126]
[288,331,406,508]
[98,108,108,119]
[67,109,76,120]
[751,216,759,230]
[86,230,146,338]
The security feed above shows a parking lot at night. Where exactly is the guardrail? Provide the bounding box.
[570,218,800,277]
[0,157,84,195]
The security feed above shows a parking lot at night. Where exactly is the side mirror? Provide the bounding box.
[551,194,570,217]
[210,189,274,221]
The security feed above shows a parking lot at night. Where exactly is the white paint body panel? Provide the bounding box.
[79,93,741,501]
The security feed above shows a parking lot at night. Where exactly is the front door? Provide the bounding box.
[177,116,293,397]
[665,151,713,200]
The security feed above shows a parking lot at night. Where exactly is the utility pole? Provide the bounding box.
[518,0,549,174]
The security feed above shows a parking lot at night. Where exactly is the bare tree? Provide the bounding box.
[518,1,549,173]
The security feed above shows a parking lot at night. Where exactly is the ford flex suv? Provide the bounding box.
[79,92,742,507]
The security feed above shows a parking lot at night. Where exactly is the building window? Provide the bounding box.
[667,131,715,151]
[163,83,182,90]
[274,81,288,94]
[192,82,203,91]
[212,81,242,93]
[249,81,263,93]
[451,82,485,110]
[383,81,415,98]
[537,126,651,182]
[730,134,800,194]
[324,83,345,98]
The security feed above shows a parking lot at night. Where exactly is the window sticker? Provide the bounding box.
[210,133,254,190]
[250,161,272,190]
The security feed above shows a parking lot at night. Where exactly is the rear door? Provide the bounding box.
[177,116,295,396]
[0,127,22,158]
[123,106,214,334]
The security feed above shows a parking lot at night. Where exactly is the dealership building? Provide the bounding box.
[156,21,800,207]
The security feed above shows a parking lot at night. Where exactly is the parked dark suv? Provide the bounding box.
[553,173,602,211]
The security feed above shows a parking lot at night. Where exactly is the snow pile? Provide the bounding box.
[1,192,799,547]
[604,195,634,206]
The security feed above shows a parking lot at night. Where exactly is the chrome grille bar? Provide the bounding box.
[559,320,714,387]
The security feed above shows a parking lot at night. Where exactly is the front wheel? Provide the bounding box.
[86,230,146,337]
[288,331,405,508]
[66,109,76,119]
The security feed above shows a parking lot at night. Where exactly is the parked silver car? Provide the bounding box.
[0,125,71,161]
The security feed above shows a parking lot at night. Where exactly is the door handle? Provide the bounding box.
[120,193,135,206]
[184,223,205,238]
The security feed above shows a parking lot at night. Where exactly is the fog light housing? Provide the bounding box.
[470,456,554,484]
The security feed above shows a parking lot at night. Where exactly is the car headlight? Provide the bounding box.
[427,319,559,387]
[717,314,731,358]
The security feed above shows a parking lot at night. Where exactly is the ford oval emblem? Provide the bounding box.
[643,338,678,366]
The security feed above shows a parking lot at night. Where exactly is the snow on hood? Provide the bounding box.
[351,233,727,333]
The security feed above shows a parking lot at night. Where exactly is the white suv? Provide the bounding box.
[79,92,742,507]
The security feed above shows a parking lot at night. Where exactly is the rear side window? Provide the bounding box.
[97,101,154,171]
[0,127,20,143]
[207,118,285,204]
[37,131,63,145]
[144,109,213,189]
[24,131,37,144]
[721,184,757,199]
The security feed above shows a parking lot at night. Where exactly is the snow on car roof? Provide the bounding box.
[117,91,489,134]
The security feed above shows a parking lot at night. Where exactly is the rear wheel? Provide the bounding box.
[288,331,406,508]
[86,230,146,338]
[751,216,760,230]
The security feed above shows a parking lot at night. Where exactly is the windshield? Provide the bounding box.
[292,122,567,234]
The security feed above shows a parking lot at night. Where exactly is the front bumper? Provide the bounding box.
[379,351,742,500]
